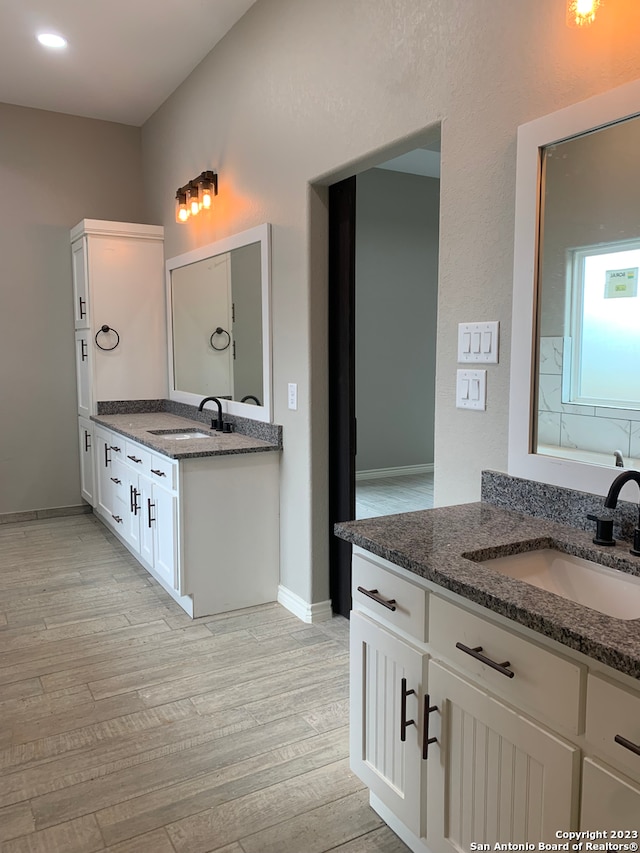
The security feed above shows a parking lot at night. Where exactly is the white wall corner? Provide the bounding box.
[277,585,333,623]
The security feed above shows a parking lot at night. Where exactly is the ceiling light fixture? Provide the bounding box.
[37,33,68,49]
[175,171,218,223]
[566,0,601,27]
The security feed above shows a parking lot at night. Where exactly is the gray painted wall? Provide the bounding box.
[140,0,640,607]
[0,103,145,514]
[355,168,439,473]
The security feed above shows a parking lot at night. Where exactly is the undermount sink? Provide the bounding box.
[480,548,640,620]
[147,428,213,440]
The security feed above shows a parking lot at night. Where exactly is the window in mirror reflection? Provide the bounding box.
[567,241,640,407]
[536,114,640,467]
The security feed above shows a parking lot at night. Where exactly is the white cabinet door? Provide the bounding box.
[138,474,155,568]
[581,758,640,831]
[426,661,579,853]
[114,459,140,553]
[72,237,89,329]
[78,417,94,506]
[75,330,92,418]
[152,483,178,589]
[94,426,114,519]
[350,610,427,836]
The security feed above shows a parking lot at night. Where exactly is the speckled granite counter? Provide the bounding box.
[92,412,281,460]
[335,503,640,679]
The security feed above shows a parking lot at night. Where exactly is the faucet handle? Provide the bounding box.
[587,513,616,547]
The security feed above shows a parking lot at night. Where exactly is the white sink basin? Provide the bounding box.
[480,548,640,620]
[148,429,212,440]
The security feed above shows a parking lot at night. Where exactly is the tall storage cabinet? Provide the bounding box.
[72,220,166,507]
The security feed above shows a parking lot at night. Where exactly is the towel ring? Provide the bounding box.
[210,327,231,351]
[95,325,120,351]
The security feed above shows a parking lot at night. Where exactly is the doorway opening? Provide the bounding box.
[328,137,441,616]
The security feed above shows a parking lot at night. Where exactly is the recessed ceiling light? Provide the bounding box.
[37,33,68,49]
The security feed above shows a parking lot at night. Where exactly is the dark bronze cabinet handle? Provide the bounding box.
[357,586,397,611]
[615,734,640,756]
[151,468,166,477]
[79,296,86,318]
[455,642,515,678]
[84,430,91,452]
[111,445,121,453]
[422,693,438,759]
[130,485,140,515]
[400,677,416,742]
[148,499,156,528]
[128,455,142,464]
[104,443,111,467]
[80,338,88,361]
[110,477,121,485]
[112,514,123,524]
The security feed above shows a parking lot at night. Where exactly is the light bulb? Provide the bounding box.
[175,191,189,223]
[37,33,68,49]
[187,184,201,216]
[567,0,601,27]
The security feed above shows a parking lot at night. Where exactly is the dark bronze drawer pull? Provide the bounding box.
[130,485,140,515]
[112,514,123,524]
[455,642,515,678]
[104,443,111,467]
[110,477,121,485]
[127,455,142,464]
[422,693,438,759]
[400,677,416,742]
[151,468,166,477]
[84,430,91,452]
[357,586,397,611]
[79,296,86,319]
[111,445,121,453]
[80,338,88,361]
[148,499,156,528]
[615,734,640,756]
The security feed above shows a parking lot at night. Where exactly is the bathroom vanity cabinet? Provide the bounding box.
[350,547,640,853]
[93,422,280,617]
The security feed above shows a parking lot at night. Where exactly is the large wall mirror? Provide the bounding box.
[166,223,272,422]
[509,79,640,496]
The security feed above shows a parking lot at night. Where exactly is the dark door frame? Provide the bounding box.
[328,175,357,618]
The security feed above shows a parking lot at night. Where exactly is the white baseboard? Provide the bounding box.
[277,585,333,623]
[356,463,434,482]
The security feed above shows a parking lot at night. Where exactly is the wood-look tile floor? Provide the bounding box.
[356,474,434,520]
[0,514,411,853]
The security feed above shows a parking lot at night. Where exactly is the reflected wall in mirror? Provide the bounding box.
[509,78,640,496]
[166,223,272,422]
[536,115,640,469]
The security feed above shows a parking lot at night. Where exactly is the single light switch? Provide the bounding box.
[456,369,486,410]
[457,321,500,363]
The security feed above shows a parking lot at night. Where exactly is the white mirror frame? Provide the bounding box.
[166,223,272,422]
[509,79,640,496]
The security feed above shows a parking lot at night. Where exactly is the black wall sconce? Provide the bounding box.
[175,170,218,223]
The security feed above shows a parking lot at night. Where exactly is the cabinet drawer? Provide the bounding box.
[352,553,427,642]
[586,674,640,782]
[429,596,583,734]
[148,451,177,490]
[125,440,152,473]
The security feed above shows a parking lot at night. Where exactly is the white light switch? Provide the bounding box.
[458,321,499,363]
[456,369,486,410]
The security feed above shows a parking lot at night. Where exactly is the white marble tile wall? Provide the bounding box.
[537,335,640,461]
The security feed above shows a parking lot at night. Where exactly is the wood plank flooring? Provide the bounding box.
[0,514,411,853]
[356,473,434,519]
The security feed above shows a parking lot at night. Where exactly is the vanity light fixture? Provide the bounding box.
[175,171,218,223]
[567,0,601,27]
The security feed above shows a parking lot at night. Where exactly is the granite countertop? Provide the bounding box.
[335,503,640,679]
[92,412,281,460]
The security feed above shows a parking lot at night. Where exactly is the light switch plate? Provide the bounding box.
[287,382,298,410]
[456,369,486,410]
[458,321,499,363]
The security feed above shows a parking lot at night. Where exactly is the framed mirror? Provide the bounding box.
[166,223,272,422]
[509,79,640,496]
